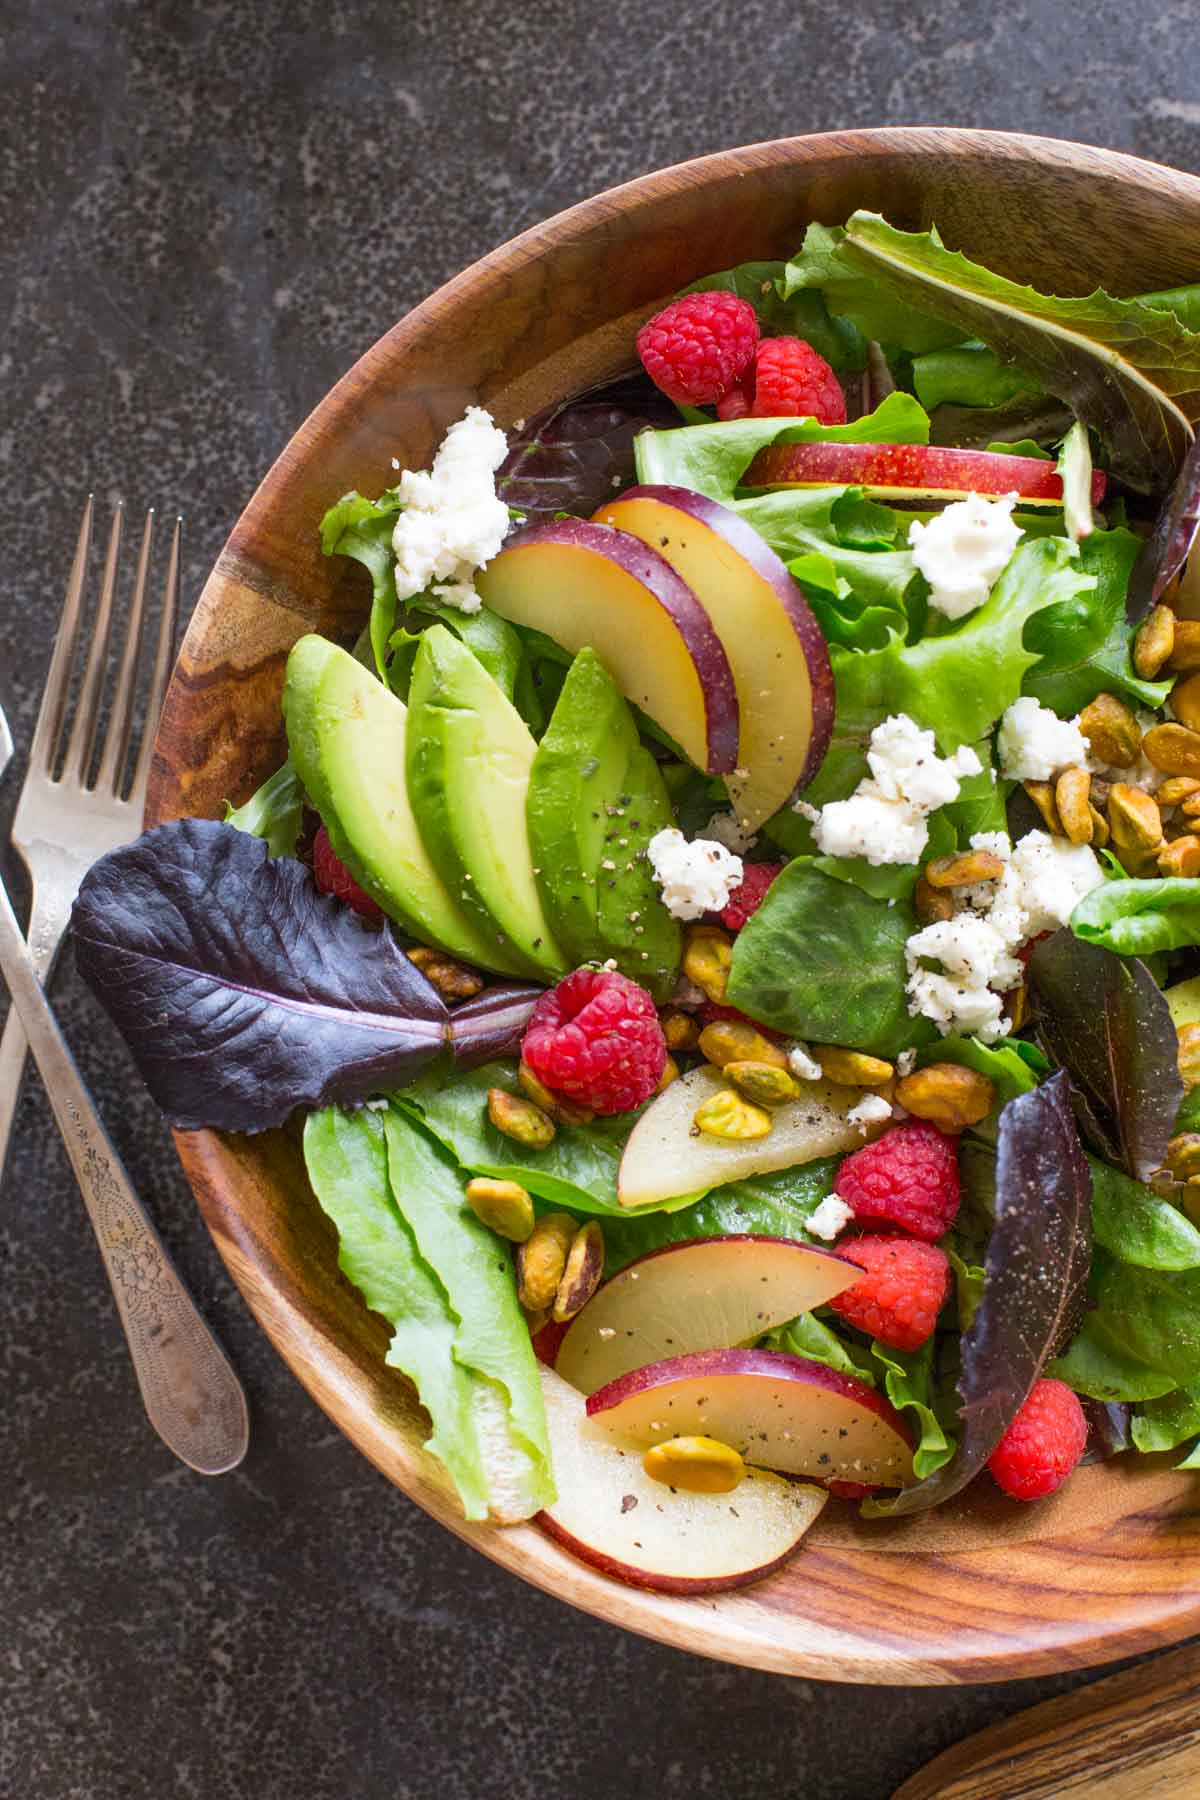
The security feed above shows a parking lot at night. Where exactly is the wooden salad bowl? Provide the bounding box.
[146,129,1200,1684]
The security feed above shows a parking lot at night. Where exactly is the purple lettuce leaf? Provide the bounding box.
[865,1072,1092,1517]
[1028,928,1183,1182]
[70,820,540,1133]
[1127,432,1200,620]
[1079,1397,1131,1463]
[496,373,679,522]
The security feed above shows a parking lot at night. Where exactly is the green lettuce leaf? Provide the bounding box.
[837,212,1198,493]
[682,260,866,370]
[912,342,1042,411]
[834,535,1096,749]
[393,1064,700,1216]
[1088,1155,1200,1269]
[870,1338,955,1480]
[380,1108,552,1517]
[781,223,964,353]
[1022,526,1173,715]
[727,860,932,1058]
[388,602,527,708]
[601,1158,840,1273]
[1080,1247,1200,1386]
[319,486,404,679]
[1050,1310,1178,1401]
[763,1312,878,1385]
[303,1105,551,1521]
[632,391,929,503]
[1131,1384,1200,1453]
[224,761,304,858]
[1071,877,1200,958]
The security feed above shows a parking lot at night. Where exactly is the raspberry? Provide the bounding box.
[522,967,667,1115]
[835,1119,960,1242]
[313,824,384,922]
[987,1379,1088,1501]
[825,1479,877,1501]
[827,1236,949,1351]
[751,337,846,423]
[636,292,759,407]
[719,861,784,931]
[715,370,754,420]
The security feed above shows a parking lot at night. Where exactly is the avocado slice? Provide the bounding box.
[527,649,640,967]
[283,634,526,976]
[595,743,681,1001]
[406,625,567,982]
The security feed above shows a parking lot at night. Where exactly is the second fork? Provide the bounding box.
[0,499,178,1185]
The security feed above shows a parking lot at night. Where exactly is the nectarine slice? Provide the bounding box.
[596,487,834,828]
[744,439,1107,505]
[555,1235,860,1395]
[586,1349,915,1487]
[475,519,739,774]
[536,1367,827,1593]
[617,1064,885,1208]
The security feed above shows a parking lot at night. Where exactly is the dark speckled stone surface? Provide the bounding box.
[3,4,1199,1795]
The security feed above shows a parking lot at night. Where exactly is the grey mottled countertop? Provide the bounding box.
[3,3,1199,1795]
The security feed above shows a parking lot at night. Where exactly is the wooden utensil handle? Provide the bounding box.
[893,1639,1200,1798]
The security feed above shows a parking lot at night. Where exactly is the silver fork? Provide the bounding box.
[0,499,173,1182]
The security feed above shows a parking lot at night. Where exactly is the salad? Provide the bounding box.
[71,211,1200,1596]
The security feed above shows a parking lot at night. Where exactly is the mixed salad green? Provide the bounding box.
[69,210,1200,1589]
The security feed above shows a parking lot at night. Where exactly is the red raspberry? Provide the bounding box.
[522,967,667,1115]
[715,370,754,420]
[751,337,846,422]
[827,1236,949,1351]
[835,1120,960,1242]
[988,1379,1088,1501]
[825,1479,878,1501]
[313,824,384,922]
[719,861,785,931]
[636,292,759,406]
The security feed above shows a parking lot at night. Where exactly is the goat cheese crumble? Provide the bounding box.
[846,1093,893,1133]
[908,493,1022,619]
[905,827,1104,1039]
[391,406,510,614]
[996,696,1090,782]
[787,1042,823,1083]
[806,1195,855,1241]
[646,828,743,920]
[809,715,982,866]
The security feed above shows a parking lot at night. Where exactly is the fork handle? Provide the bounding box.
[0,873,248,1474]
[0,885,70,1187]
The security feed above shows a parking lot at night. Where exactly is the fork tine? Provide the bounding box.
[63,503,123,786]
[96,510,154,796]
[28,496,94,776]
[128,515,181,809]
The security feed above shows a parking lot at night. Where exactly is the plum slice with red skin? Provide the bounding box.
[594,486,835,828]
[744,440,1107,505]
[586,1347,915,1487]
[475,517,739,775]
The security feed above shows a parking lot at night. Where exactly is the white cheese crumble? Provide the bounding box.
[645,828,743,921]
[806,1195,855,1241]
[787,1042,823,1083]
[391,406,510,614]
[895,1048,918,1077]
[846,1093,893,1133]
[904,827,1104,1040]
[908,492,1023,619]
[905,913,1022,1042]
[809,715,981,867]
[996,696,1089,782]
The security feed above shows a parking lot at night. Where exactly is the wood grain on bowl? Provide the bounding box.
[147,129,1200,1683]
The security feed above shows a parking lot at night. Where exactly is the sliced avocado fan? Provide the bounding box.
[283,635,528,977]
[528,647,681,1001]
[406,625,568,983]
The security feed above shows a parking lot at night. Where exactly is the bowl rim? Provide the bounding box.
[154,127,1200,1684]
